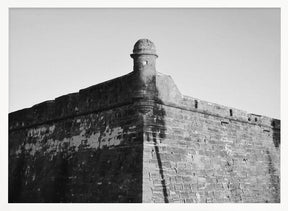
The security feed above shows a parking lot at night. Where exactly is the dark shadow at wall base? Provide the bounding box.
[9,143,143,203]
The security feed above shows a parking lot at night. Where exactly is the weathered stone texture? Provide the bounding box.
[9,39,280,203]
[9,103,144,202]
[142,103,280,203]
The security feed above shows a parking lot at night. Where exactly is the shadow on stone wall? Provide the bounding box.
[37,153,69,202]
[152,131,169,203]
[149,82,169,203]
[53,153,69,202]
[265,119,280,202]
[272,120,280,148]
[146,104,168,203]
[266,150,280,202]
[9,146,25,202]
[9,112,144,202]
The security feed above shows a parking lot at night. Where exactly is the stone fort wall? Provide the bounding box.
[142,83,280,203]
[9,73,145,202]
[9,39,280,203]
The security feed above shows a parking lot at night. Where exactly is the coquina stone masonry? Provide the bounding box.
[9,39,280,203]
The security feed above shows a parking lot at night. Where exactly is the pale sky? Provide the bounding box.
[9,8,280,119]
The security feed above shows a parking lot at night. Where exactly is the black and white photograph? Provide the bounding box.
[1,1,287,210]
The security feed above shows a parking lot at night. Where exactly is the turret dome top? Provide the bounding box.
[131,39,158,57]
